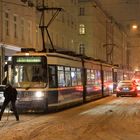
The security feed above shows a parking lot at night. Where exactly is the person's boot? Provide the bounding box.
[16,115,19,121]
[0,114,2,121]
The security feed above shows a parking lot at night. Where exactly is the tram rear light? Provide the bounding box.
[93,86,100,91]
[76,86,83,91]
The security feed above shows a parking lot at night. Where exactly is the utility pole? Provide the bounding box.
[0,0,5,84]
[36,1,62,52]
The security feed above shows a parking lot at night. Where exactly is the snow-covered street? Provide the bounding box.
[1,95,140,140]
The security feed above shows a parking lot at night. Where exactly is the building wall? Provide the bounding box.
[0,0,36,49]
[0,0,129,67]
[129,37,140,70]
[44,0,79,53]
[78,0,128,67]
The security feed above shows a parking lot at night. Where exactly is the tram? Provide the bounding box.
[1,48,131,112]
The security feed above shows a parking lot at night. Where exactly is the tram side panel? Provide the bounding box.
[10,52,118,112]
[84,61,102,102]
[102,64,113,96]
[47,55,83,109]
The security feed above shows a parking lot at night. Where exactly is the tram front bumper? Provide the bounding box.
[16,99,48,111]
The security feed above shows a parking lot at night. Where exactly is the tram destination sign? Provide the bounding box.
[16,57,42,63]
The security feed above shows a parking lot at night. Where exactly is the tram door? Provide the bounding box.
[48,65,58,104]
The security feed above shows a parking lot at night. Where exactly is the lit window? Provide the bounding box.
[79,24,86,34]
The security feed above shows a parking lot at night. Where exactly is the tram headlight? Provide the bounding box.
[35,91,44,98]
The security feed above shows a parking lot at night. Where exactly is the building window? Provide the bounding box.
[36,24,39,47]
[79,7,85,16]
[27,21,32,44]
[4,12,9,36]
[62,13,65,23]
[62,36,64,48]
[21,18,25,41]
[55,33,58,47]
[67,14,70,26]
[74,0,77,5]
[13,15,18,38]
[71,15,73,28]
[79,43,85,55]
[79,24,86,34]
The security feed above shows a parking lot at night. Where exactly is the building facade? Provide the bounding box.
[78,0,129,68]
[0,0,130,82]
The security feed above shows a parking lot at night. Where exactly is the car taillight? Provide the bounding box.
[116,87,121,92]
[76,86,83,91]
[130,86,136,91]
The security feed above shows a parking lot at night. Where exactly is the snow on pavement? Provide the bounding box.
[0,96,140,140]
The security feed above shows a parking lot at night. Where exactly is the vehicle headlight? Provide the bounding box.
[137,86,140,90]
[108,84,113,90]
[35,91,44,98]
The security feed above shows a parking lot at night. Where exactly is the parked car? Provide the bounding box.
[116,80,137,97]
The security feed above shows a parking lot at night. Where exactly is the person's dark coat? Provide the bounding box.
[4,84,17,101]
[0,84,19,121]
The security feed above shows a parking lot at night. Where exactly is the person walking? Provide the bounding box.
[0,84,19,121]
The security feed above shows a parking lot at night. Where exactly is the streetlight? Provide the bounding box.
[132,24,138,30]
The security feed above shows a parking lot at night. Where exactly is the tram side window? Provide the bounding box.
[49,65,57,88]
[91,70,95,84]
[57,66,65,87]
[65,67,71,86]
[104,71,112,83]
[77,68,82,85]
[104,71,107,82]
[86,69,96,85]
[87,69,91,85]
[71,68,77,86]
[95,70,101,86]
[57,66,82,87]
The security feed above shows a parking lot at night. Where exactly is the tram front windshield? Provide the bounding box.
[12,56,47,88]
